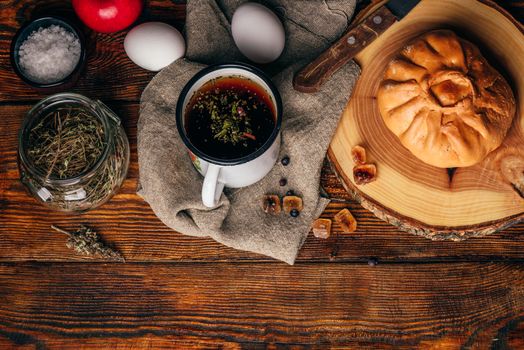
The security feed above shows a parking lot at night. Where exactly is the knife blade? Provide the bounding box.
[293,0,420,93]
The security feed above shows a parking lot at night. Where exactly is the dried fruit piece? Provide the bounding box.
[262,195,281,215]
[281,156,290,166]
[334,208,357,233]
[283,195,303,214]
[353,163,377,185]
[312,218,332,239]
[500,155,524,198]
[279,178,287,186]
[351,145,367,165]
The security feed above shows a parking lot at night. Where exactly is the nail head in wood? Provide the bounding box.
[373,15,383,24]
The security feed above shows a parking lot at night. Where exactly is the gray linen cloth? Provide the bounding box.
[137,0,360,264]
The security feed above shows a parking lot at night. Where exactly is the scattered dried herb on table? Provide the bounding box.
[52,225,125,262]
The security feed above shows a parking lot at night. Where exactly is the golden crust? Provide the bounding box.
[377,30,516,168]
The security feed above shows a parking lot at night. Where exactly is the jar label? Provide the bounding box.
[37,187,52,202]
[64,188,87,201]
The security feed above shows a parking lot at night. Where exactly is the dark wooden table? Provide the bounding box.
[1,1,523,349]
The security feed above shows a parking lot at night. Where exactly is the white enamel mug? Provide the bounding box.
[176,63,283,208]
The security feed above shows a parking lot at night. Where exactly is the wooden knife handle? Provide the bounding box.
[293,6,397,93]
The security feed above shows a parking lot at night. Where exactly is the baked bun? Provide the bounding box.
[377,30,515,168]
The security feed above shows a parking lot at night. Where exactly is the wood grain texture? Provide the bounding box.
[0,1,524,348]
[1,104,523,262]
[0,262,523,349]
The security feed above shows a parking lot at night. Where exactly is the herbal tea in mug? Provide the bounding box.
[184,76,276,159]
[176,63,282,207]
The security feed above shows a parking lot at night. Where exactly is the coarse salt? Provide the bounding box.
[18,24,81,84]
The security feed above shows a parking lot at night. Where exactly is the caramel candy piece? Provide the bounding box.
[282,195,303,214]
[312,218,332,239]
[262,195,281,215]
[353,163,377,185]
[334,208,357,233]
[351,145,367,165]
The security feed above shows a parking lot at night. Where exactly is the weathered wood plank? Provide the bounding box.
[0,334,245,350]
[1,1,524,349]
[0,103,523,263]
[0,262,523,348]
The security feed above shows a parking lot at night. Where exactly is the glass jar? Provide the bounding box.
[18,93,130,212]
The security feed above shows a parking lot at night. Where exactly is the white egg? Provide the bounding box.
[231,3,285,64]
[124,22,185,72]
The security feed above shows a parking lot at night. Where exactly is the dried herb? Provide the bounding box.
[52,225,125,262]
[28,110,105,180]
[23,108,128,211]
[195,88,258,145]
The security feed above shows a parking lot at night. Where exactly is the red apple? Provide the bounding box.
[72,0,143,33]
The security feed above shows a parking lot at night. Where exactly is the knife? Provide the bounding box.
[293,0,420,93]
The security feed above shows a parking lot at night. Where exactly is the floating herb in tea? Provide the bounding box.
[185,77,275,160]
[52,225,125,262]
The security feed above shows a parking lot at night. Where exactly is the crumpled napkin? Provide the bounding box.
[137,0,360,264]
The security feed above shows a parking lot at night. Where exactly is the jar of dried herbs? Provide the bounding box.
[18,93,130,212]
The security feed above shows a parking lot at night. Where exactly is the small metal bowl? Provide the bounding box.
[10,16,87,90]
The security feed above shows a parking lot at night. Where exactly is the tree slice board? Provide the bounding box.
[328,0,524,239]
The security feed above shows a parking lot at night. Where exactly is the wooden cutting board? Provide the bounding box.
[328,0,524,239]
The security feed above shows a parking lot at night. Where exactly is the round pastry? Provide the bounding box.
[377,30,516,168]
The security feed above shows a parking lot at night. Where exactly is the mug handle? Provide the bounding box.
[202,164,225,208]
